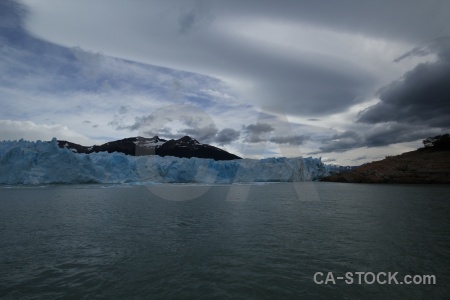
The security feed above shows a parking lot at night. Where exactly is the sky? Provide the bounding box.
[1,0,449,165]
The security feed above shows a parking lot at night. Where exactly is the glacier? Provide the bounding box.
[0,138,337,185]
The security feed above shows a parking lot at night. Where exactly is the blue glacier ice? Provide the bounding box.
[0,138,338,184]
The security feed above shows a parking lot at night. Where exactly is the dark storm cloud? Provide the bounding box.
[358,37,450,128]
[243,123,274,135]
[315,130,362,153]
[363,123,442,147]
[242,123,309,145]
[242,123,274,143]
[215,128,240,145]
[318,123,443,153]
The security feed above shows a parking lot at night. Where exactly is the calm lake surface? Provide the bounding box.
[0,182,449,299]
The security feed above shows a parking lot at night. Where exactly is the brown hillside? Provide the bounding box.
[322,149,450,184]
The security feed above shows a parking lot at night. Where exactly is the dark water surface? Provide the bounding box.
[0,183,449,299]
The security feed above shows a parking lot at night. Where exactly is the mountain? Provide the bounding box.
[321,148,450,184]
[156,136,241,160]
[58,136,241,161]
[58,136,167,156]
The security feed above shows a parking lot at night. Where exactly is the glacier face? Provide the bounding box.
[0,139,337,184]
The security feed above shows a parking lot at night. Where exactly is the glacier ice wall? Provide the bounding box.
[0,139,336,184]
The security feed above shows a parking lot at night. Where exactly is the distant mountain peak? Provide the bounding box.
[58,135,240,160]
[175,136,200,145]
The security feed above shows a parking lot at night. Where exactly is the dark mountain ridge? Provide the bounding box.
[58,136,241,161]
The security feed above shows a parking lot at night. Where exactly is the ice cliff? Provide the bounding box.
[0,138,337,184]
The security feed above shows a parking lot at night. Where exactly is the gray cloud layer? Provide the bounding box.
[316,37,450,153]
[358,37,450,128]
[4,0,450,160]
[215,128,240,145]
[24,0,450,117]
[212,0,450,43]
[318,123,443,153]
[242,123,274,143]
[242,123,309,145]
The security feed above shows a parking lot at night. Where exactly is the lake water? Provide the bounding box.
[0,182,449,299]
